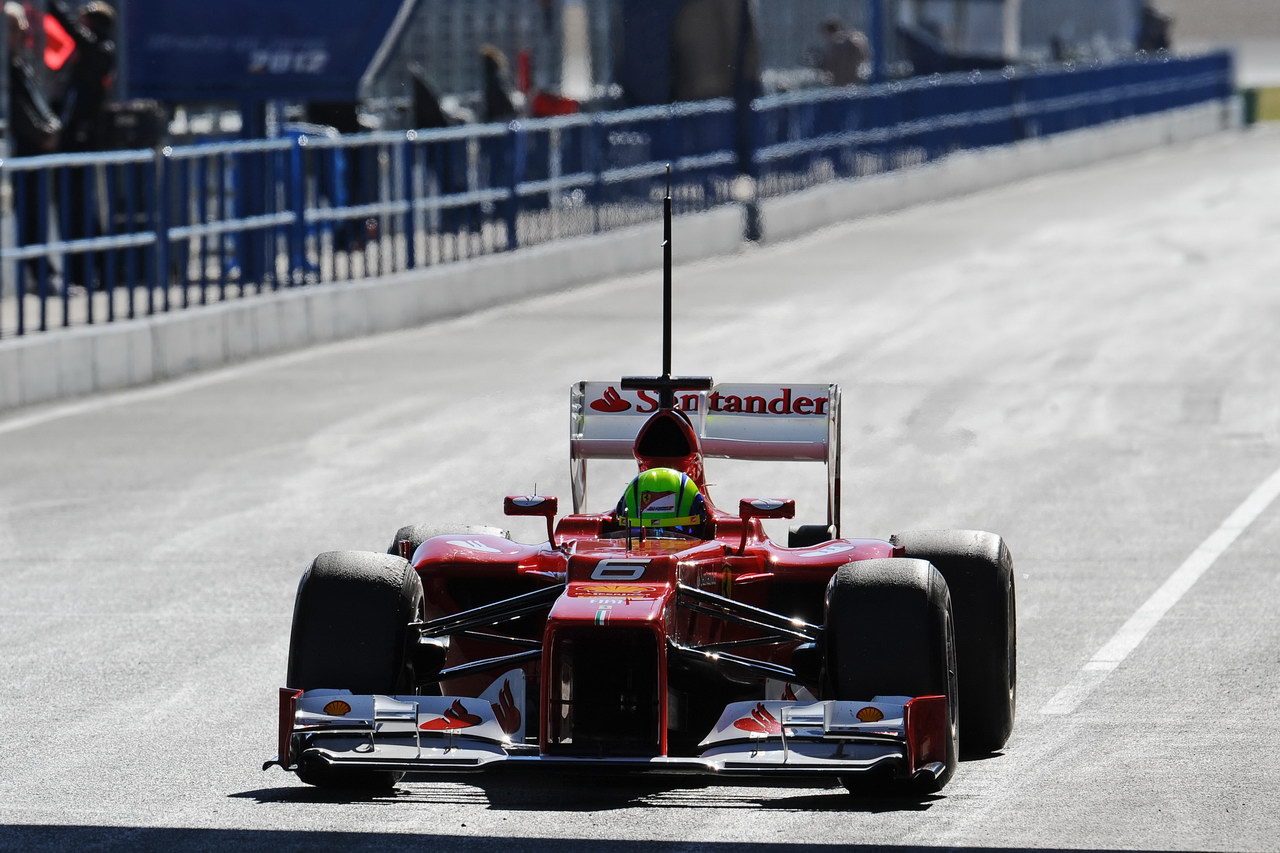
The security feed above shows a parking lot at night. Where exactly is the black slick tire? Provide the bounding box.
[387,523,510,559]
[788,524,836,548]
[287,550,424,790]
[891,529,1016,755]
[823,558,958,794]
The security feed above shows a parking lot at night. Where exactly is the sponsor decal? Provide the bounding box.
[446,539,504,554]
[574,584,662,598]
[804,543,854,557]
[322,700,352,716]
[733,703,783,735]
[705,388,828,416]
[640,490,677,513]
[420,699,483,731]
[587,387,829,417]
[590,386,631,413]
[490,679,521,735]
[856,707,885,723]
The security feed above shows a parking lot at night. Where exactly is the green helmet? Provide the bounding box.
[615,467,708,533]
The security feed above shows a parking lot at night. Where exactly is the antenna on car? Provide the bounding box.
[620,165,713,411]
[662,165,673,386]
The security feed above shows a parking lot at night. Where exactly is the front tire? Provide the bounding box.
[824,558,958,794]
[287,550,424,789]
[892,530,1016,755]
[387,523,509,559]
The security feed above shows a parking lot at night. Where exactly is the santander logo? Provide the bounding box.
[419,700,483,731]
[733,703,783,735]
[587,385,829,417]
[490,679,520,735]
[590,386,631,413]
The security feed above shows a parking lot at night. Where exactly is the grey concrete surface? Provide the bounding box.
[1,124,1278,852]
[0,100,1234,417]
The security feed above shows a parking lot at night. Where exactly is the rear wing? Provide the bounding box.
[570,381,842,534]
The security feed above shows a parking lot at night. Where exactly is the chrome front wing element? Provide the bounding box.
[267,692,936,781]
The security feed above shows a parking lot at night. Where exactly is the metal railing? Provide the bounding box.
[751,52,1233,196]
[0,52,1231,338]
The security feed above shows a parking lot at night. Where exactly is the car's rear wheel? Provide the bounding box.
[824,558,958,794]
[891,529,1016,755]
[386,523,510,559]
[788,524,836,548]
[287,550,424,790]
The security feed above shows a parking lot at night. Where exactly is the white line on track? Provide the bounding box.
[1041,462,1280,715]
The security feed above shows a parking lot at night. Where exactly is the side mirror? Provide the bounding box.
[737,498,795,554]
[504,495,559,546]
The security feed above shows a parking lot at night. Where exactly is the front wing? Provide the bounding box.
[265,688,950,785]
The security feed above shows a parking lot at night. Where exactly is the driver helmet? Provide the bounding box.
[615,467,708,537]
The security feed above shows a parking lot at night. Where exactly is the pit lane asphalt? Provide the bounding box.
[2,125,1279,853]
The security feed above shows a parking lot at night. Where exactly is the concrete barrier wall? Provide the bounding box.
[0,100,1234,415]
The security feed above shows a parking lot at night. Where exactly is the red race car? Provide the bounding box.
[266,184,1016,797]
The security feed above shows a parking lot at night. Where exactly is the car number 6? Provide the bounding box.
[590,560,650,581]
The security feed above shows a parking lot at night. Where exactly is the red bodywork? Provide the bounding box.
[408,408,898,758]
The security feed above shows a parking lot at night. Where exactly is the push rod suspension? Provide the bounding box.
[677,584,821,643]
[412,585,564,638]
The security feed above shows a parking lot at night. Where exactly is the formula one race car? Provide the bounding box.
[265,184,1016,797]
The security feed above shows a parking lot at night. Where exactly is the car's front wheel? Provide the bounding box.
[386,523,510,559]
[824,557,958,795]
[286,550,424,790]
[892,529,1016,755]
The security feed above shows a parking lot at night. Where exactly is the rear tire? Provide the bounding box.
[891,530,1016,755]
[387,523,510,559]
[824,558,958,794]
[788,524,836,548]
[287,550,424,790]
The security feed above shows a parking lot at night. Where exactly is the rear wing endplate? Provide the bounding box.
[570,381,842,534]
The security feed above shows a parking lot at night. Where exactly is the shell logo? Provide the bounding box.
[574,584,661,598]
[579,584,653,594]
[323,700,352,716]
[856,706,884,723]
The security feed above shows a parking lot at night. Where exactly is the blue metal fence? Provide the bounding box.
[0,52,1231,337]
[751,52,1232,196]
